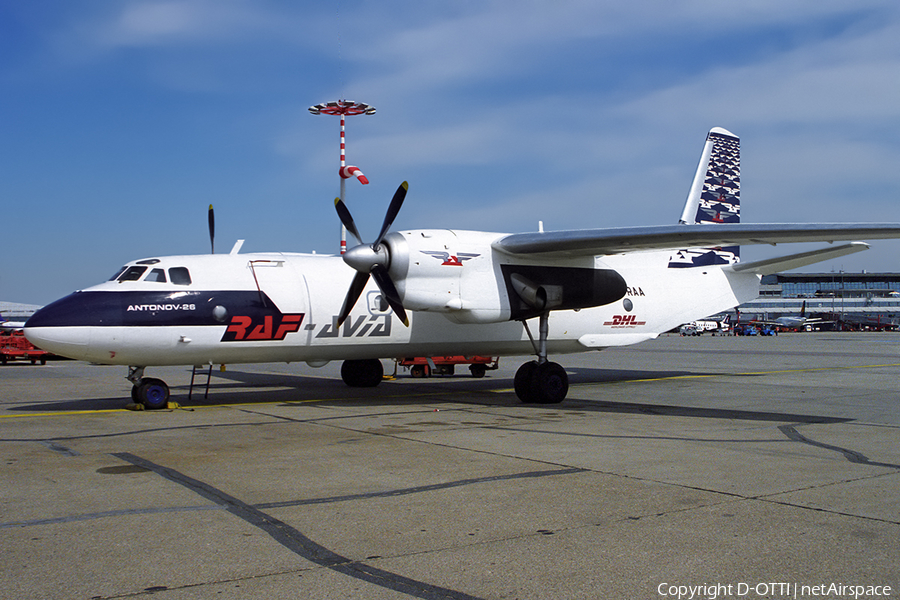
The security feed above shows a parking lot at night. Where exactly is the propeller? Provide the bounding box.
[208,204,215,254]
[335,181,410,327]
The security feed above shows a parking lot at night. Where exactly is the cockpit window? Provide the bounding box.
[169,267,192,285]
[118,266,147,282]
[108,266,128,281]
[146,268,167,283]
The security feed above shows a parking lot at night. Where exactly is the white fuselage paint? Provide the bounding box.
[24,230,761,367]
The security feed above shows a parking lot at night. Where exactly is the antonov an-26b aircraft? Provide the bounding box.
[25,128,900,408]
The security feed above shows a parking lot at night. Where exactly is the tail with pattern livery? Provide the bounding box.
[669,127,741,268]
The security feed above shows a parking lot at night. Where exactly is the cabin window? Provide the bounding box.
[118,266,147,282]
[108,266,128,281]
[146,268,167,283]
[169,267,192,285]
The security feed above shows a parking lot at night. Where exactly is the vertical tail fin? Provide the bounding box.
[669,127,741,268]
[679,127,741,225]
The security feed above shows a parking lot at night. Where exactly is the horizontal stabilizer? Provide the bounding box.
[726,242,869,275]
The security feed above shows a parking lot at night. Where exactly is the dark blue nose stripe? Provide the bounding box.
[26,291,280,328]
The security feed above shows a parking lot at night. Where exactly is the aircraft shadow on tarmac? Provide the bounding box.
[564,367,697,384]
[567,398,852,425]
[11,366,853,425]
[563,366,854,424]
[9,368,513,413]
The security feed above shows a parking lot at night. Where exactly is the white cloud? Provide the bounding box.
[89,0,286,47]
[617,10,900,126]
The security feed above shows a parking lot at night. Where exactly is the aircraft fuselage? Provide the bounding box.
[24,229,760,367]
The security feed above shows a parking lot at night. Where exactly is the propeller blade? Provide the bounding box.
[338,181,411,328]
[374,181,408,246]
[334,198,363,244]
[371,265,409,327]
[208,204,215,254]
[337,271,370,327]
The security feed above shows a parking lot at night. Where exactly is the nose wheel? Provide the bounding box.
[127,367,171,410]
[515,313,568,404]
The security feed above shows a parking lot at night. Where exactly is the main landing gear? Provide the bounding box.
[127,366,170,410]
[340,358,384,388]
[515,312,569,404]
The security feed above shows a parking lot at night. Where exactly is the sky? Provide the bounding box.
[2,0,899,305]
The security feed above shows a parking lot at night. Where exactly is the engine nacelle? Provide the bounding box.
[385,229,510,323]
[499,263,627,320]
[384,229,628,324]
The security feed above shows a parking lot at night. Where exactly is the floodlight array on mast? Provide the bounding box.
[309,100,376,254]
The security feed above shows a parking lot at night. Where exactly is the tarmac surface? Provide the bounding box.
[1,332,898,600]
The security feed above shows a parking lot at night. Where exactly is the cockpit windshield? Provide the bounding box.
[146,268,167,283]
[108,266,128,281]
[111,265,192,285]
[117,266,147,282]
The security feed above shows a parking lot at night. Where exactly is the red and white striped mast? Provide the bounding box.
[309,100,376,254]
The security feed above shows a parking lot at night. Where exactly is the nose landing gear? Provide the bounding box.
[127,366,171,410]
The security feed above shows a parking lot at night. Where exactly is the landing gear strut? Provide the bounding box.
[127,366,170,410]
[515,313,568,404]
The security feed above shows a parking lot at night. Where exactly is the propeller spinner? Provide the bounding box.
[335,181,410,327]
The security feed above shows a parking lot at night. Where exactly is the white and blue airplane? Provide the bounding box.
[756,301,827,330]
[24,128,900,408]
[0,316,28,332]
[1,302,40,331]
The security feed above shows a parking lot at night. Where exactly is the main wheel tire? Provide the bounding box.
[534,362,568,404]
[341,359,384,387]
[137,378,170,409]
[514,361,539,403]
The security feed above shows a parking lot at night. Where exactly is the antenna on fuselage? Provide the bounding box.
[309,100,376,254]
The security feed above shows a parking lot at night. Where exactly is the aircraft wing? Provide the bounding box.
[492,223,900,257]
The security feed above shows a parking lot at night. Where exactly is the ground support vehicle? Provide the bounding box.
[1,331,50,364]
[398,356,499,378]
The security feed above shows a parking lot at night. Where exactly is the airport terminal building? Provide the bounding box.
[736,272,900,330]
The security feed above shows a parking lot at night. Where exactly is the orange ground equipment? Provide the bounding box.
[1,330,51,365]
[398,356,499,378]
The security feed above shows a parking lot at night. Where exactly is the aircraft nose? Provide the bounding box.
[23,293,93,358]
